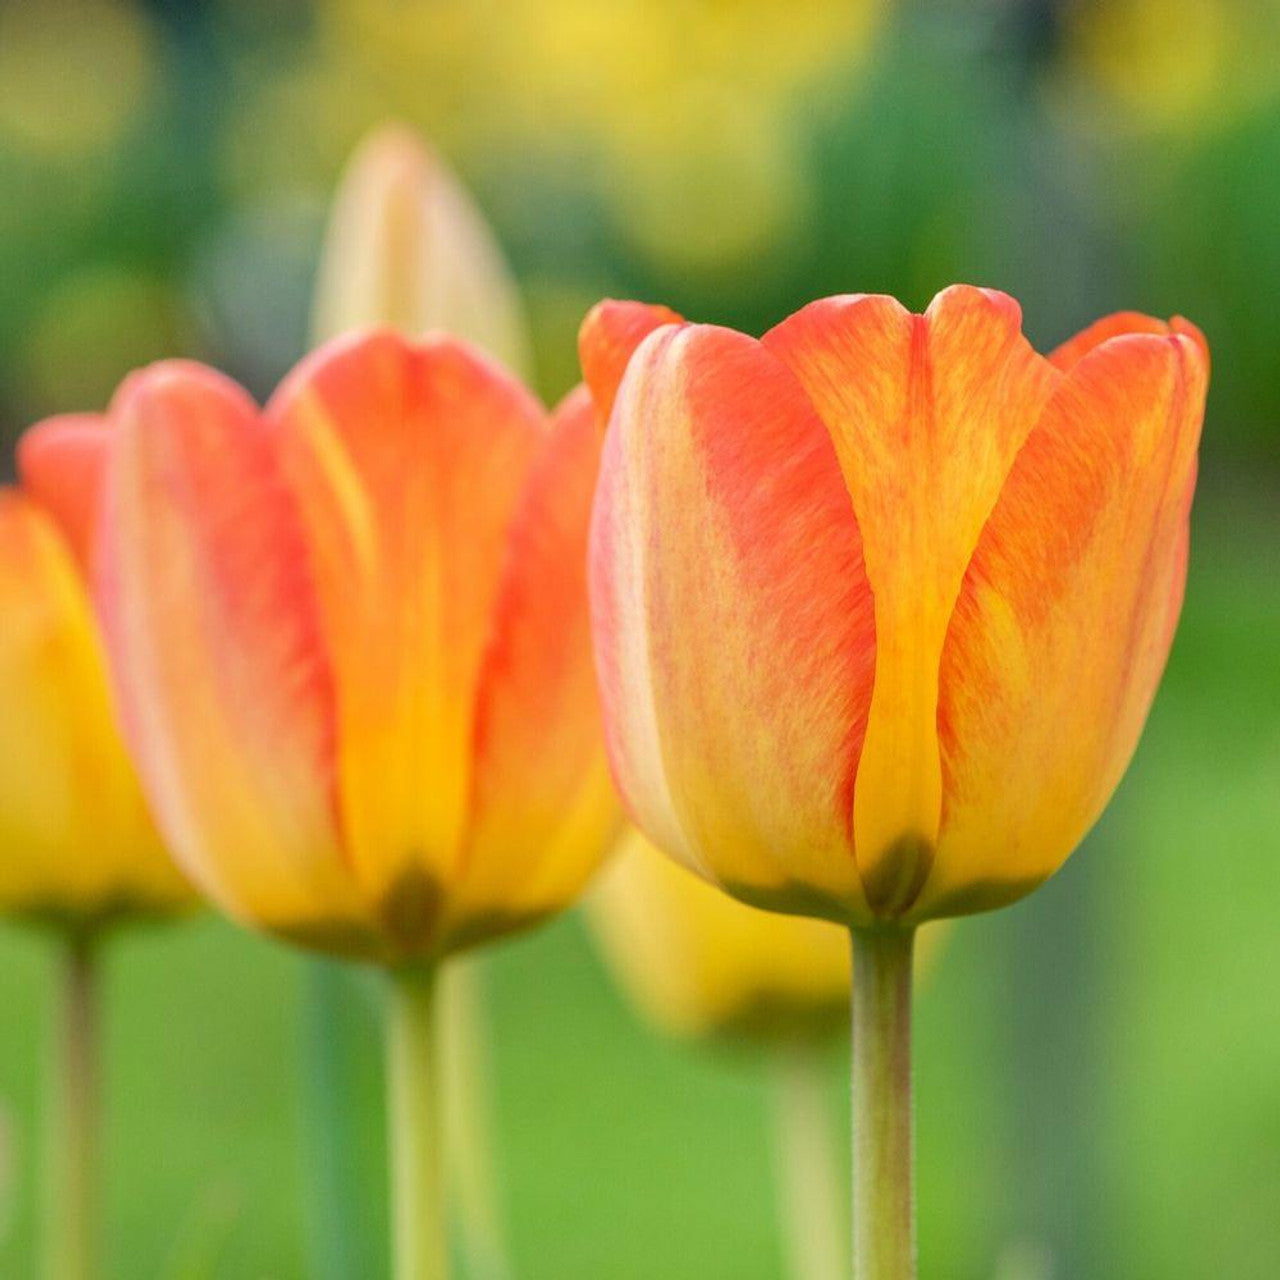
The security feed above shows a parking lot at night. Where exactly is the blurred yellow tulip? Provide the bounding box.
[0,429,190,927]
[590,830,850,1045]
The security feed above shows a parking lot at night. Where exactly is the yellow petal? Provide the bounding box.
[764,287,1060,913]
[270,331,544,919]
[0,490,187,920]
[917,329,1208,918]
[98,362,359,942]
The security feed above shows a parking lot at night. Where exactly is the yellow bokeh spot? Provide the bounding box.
[0,0,157,159]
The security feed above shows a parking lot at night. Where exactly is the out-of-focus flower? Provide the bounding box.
[0,424,190,926]
[582,289,1208,926]
[312,123,530,373]
[589,830,850,1045]
[591,832,946,1046]
[90,330,618,964]
[0,0,157,160]
[1055,0,1280,135]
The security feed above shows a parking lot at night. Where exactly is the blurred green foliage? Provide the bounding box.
[1,0,1278,1276]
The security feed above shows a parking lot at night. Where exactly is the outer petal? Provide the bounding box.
[0,491,187,919]
[588,829,851,1043]
[1049,311,1209,371]
[98,362,357,942]
[764,286,1060,914]
[16,414,111,575]
[438,388,620,953]
[269,331,544,928]
[578,299,684,423]
[311,123,531,374]
[590,324,876,922]
[920,330,1208,918]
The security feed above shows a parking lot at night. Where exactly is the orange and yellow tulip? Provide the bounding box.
[28,332,616,968]
[582,286,1208,928]
[0,422,189,926]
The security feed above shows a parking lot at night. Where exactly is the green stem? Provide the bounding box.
[770,1048,846,1280]
[850,927,915,1280]
[386,965,447,1280]
[45,933,100,1280]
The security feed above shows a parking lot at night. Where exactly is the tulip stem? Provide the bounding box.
[770,1049,846,1280]
[45,932,100,1280]
[387,964,448,1280]
[850,927,915,1280]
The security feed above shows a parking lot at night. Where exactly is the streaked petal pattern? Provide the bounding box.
[590,324,876,920]
[922,330,1207,917]
[579,298,684,423]
[98,362,356,941]
[441,388,620,951]
[588,287,1207,927]
[764,287,1059,911]
[270,332,544,929]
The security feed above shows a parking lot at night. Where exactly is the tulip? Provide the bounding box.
[311,122,530,376]
[581,287,1208,1278]
[65,329,615,1278]
[307,121,535,1280]
[2,423,192,1279]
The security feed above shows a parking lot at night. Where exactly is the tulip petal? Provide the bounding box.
[1049,310,1209,371]
[0,491,184,917]
[439,388,619,951]
[270,332,545,924]
[764,286,1060,913]
[99,363,355,935]
[920,330,1208,918]
[591,324,876,921]
[578,299,684,422]
[16,414,111,575]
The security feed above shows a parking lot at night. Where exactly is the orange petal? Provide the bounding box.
[311,122,531,374]
[16,414,111,575]
[1049,310,1210,371]
[0,490,187,918]
[590,324,876,921]
[578,299,684,424]
[764,286,1060,914]
[98,362,355,935]
[269,331,545,917]
[440,387,620,951]
[920,329,1208,918]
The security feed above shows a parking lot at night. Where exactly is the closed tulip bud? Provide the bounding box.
[90,331,617,968]
[582,287,1208,928]
[0,418,190,927]
[311,123,531,375]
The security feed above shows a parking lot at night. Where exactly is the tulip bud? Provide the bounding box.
[311,122,530,375]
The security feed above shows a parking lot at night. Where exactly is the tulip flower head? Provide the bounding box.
[77,330,616,966]
[582,288,1208,928]
[0,424,190,927]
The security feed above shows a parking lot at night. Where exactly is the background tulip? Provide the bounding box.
[89,329,616,1278]
[1,429,192,1280]
[582,286,1208,1279]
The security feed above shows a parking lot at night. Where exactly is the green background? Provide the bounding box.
[2,0,1279,1275]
